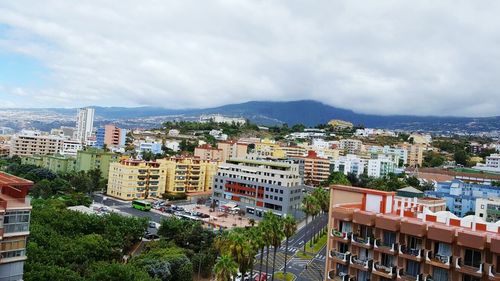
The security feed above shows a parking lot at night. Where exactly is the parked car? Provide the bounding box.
[254,273,268,281]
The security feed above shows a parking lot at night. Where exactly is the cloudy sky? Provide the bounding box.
[0,1,499,116]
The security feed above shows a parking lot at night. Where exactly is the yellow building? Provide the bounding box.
[159,156,218,194]
[399,143,424,167]
[327,119,353,129]
[107,159,165,200]
[254,139,286,159]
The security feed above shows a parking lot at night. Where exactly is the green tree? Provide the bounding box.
[301,195,319,253]
[323,172,351,186]
[214,255,238,281]
[282,215,297,276]
[404,176,421,188]
[87,262,155,281]
[454,149,469,166]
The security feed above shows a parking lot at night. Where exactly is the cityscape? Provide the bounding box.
[1,2,500,281]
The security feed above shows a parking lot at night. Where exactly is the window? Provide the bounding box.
[383,230,396,245]
[462,275,480,281]
[433,267,448,281]
[464,248,482,268]
[3,211,30,233]
[381,253,394,267]
[406,260,420,277]
[408,236,422,250]
[338,242,349,253]
[0,238,26,259]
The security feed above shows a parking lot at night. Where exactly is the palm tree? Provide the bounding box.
[282,215,297,276]
[256,223,268,279]
[312,187,330,240]
[309,201,320,246]
[267,213,284,281]
[301,195,318,253]
[214,255,239,281]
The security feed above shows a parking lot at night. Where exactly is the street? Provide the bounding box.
[93,194,329,281]
[254,213,329,281]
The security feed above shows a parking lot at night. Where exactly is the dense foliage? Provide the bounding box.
[25,199,151,281]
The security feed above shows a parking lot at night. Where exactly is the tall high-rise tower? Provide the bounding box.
[75,107,95,143]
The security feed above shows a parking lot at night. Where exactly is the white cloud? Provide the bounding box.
[0,0,500,116]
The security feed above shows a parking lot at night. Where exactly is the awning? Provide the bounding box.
[223,203,237,209]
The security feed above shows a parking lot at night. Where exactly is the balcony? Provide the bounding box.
[399,245,423,261]
[331,229,351,242]
[374,239,398,254]
[350,255,372,271]
[488,264,500,281]
[351,233,372,248]
[455,257,484,278]
[372,261,397,279]
[327,270,352,281]
[425,251,451,269]
[424,275,433,281]
[397,268,423,281]
[330,250,350,264]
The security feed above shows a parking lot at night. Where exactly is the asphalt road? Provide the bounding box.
[254,213,329,281]
[93,193,329,280]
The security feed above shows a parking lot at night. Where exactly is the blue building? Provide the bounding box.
[425,179,500,217]
[138,142,163,155]
[95,127,106,148]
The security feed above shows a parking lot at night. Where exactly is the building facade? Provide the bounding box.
[340,139,363,154]
[107,159,165,200]
[0,172,33,281]
[425,180,500,217]
[95,125,126,148]
[75,107,95,143]
[160,157,218,194]
[367,158,395,178]
[325,184,500,281]
[475,198,500,223]
[9,130,82,157]
[194,144,224,162]
[332,155,367,176]
[217,141,248,161]
[212,159,304,218]
[300,150,331,186]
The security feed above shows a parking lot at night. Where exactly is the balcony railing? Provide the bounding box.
[330,250,350,262]
[373,261,396,276]
[374,239,398,252]
[425,251,451,266]
[327,270,351,281]
[399,245,422,258]
[489,264,500,278]
[332,229,351,240]
[456,257,484,275]
[397,268,423,281]
[350,255,372,269]
[424,275,433,281]
[351,233,372,246]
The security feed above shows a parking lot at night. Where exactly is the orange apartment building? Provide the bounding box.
[194,144,224,162]
[0,172,33,281]
[325,185,500,281]
[194,141,247,162]
[300,150,331,186]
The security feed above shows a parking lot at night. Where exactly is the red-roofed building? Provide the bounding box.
[325,184,500,281]
[0,172,32,281]
[299,150,330,186]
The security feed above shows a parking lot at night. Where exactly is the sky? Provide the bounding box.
[0,1,500,116]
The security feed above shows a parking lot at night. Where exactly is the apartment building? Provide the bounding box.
[194,144,224,162]
[300,150,331,186]
[254,139,286,159]
[159,156,218,194]
[0,172,33,281]
[107,159,165,200]
[9,130,82,157]
[75,107,95,143]
[281,146,307,158]
[475,198,500,223]
[425,180,500,217]
[340,139,363,154]
[474,154,500,173]
[22,154,76,174]
[332,155,367,176]
[212,158,304,218]
[399,143,424,167]
[217,141,248,161]
[95,125,126,148]
[368,146,408,166]
[137,141,163,155]
[325,184,500,281]
[367,158,395,178]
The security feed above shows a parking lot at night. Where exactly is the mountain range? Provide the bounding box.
[2,100,500,133]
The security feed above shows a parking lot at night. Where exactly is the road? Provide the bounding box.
[93,193,329,280]
[254,213,329,281]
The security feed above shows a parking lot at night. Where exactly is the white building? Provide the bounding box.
[367,158,395,178]
[369,145,408,166]
[60,140,83,156]
[475,198,500,222]
[473,153,500,173]
[75,107,95,143]
[200,114,246,125]
[164,140,180,152]
[332,154,367,176]
[168,129,180,137]
[209,129,228,141]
